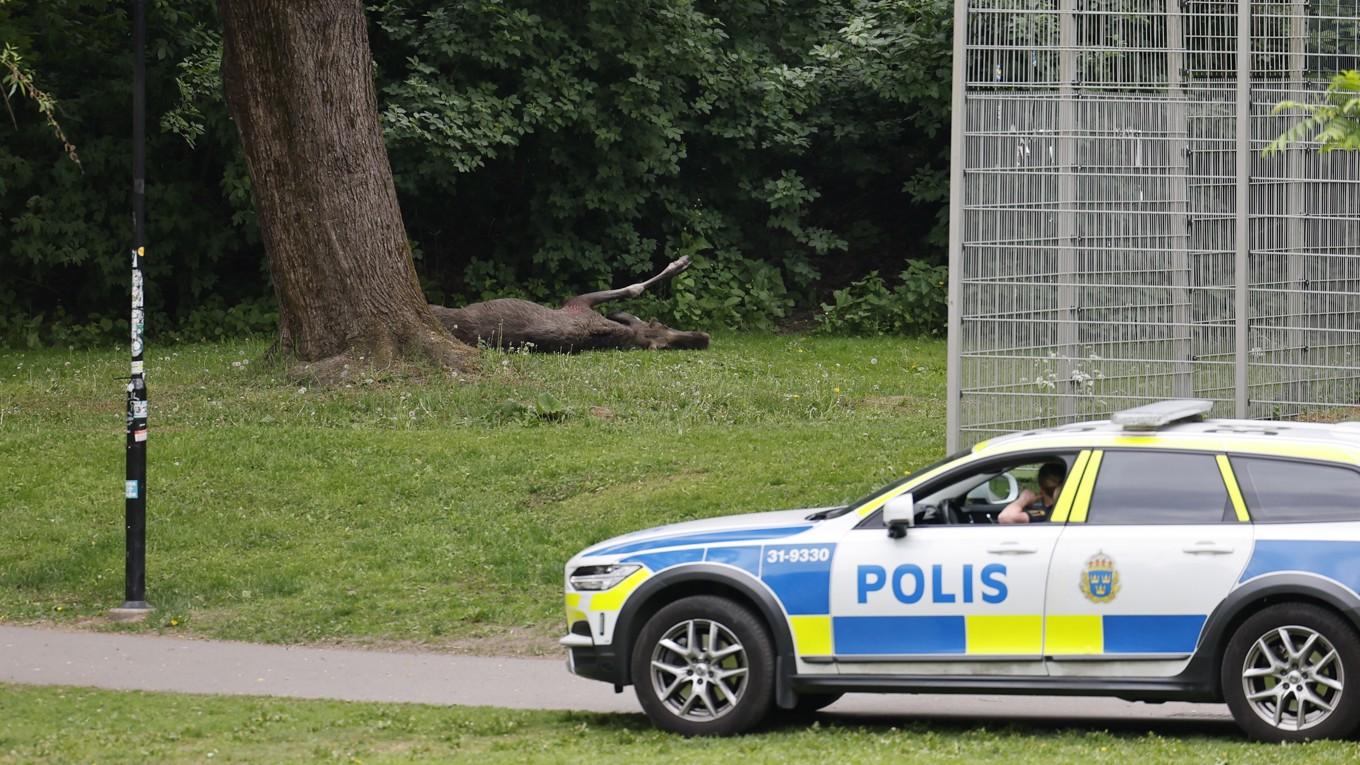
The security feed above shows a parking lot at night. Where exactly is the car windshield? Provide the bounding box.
[806,448,973,520]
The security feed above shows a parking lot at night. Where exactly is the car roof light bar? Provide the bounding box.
[1111,399,1214,431]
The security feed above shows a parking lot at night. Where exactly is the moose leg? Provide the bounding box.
[605,311,647,327]
[561,256,692,311]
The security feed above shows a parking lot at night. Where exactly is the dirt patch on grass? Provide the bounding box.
[526,470,707,509]
[423,627,560,657]
[856,394,934,410]
[184,626,563,658]
[329,626,562,658]
[14,617,563,657]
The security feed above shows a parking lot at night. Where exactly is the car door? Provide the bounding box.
[1043,449,1254,677]
[825,451,1090,676]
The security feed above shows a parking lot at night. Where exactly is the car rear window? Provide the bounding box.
[1086,451,1232,525]
[1230,457,1360,523]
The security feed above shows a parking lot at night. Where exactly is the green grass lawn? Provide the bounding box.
[0,334,947,649]
[3,684,1356,764]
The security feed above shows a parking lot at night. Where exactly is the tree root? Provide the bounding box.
[284,325,479,385]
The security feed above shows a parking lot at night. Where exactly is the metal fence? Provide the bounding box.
[946,0,1360,449]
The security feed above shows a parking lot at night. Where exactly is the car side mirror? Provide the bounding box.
[883,493,915,539]
[991,474,1020,504]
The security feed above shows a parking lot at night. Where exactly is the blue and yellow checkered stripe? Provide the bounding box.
[783,613,1206,656]
[1040,613,1206,655]
[574,532,1208,657]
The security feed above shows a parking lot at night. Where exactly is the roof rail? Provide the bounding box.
[1111,399,1213,431]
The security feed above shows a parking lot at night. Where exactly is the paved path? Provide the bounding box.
[1,625,1236,732]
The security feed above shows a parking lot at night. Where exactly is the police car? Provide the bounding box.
[561,400,1360,740]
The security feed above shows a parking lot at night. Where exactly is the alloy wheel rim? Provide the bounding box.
[649,618,749,721]
[1242,624,1344,732]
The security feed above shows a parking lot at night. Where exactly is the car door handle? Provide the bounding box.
[1183,542,1235,555]
[986,543,1038,555]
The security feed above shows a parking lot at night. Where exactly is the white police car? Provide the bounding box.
[561,400,1360,740]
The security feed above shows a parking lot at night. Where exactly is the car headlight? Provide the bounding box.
[569,564,642,591]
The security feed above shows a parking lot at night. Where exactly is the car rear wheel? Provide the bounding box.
[1221,603,1360,742]
[631,595,774,736]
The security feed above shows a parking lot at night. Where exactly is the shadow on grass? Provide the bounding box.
[558,707,1242,741]
[768,708,1242,740]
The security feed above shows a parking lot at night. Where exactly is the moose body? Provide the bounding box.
[429,257,709,352]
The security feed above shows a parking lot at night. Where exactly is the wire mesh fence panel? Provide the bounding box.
[950,0,1360,447]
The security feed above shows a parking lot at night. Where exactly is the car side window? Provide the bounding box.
[1086,451,1231,525]
[857,453,1077,528]
[1230,457,1360,523]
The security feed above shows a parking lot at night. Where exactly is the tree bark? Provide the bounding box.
[219,0,475,377]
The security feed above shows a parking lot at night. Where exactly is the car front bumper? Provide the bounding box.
[561,632,625,685]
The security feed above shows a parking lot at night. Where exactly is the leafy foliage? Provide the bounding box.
[1,0,954,346]
[815,260,947,336]
[0,41,79,165]
[372,0,952,321]
[0,0,263,348]
[1267,70,1360,155]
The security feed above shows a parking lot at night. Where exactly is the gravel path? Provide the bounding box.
[1,624,1237,731]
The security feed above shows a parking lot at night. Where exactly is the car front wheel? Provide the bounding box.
[631,595,774,735]
[1222,603,1360,742]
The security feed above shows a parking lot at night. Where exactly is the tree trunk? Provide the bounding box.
[219,0,475,377]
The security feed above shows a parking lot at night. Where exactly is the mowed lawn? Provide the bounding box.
[0,334,947,648]
[4,684,1358,764]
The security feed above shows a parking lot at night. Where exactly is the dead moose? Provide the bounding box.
[430,256,709,353]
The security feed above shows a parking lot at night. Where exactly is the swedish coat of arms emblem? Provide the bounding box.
[1080,551,1120,603]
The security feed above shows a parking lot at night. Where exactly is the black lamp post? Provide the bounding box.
[115,0,151,618]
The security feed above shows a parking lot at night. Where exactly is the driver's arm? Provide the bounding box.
[998,489,1039,524]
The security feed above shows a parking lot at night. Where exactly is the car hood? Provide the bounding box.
[574,506,834,561]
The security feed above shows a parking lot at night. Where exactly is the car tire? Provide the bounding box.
[1221,603,1360,742]
[631,595,775,736]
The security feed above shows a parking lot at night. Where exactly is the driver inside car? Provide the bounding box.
[997,461,1067,524]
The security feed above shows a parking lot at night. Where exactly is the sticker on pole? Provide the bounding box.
[133,429,148,443]
[131,308,145,356]
[133,400,148,419]
[125,480,140,499]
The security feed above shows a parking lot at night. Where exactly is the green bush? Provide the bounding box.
[617,243,793,331]
[815,260,947,336]
[1,0,953,344]
[375,0,952,329]
[0,1,260,347]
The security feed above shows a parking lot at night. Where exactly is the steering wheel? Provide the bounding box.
[938,497,963,525]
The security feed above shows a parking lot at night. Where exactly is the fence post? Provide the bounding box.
[1284,0,1306,416]
[1167,0,1193,400]
[1233,0,1251,419]
[946,0,969,453]
[1055,0,1078,424]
